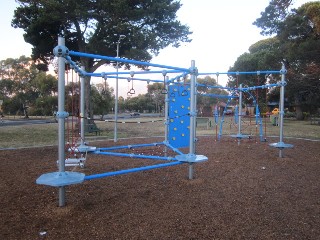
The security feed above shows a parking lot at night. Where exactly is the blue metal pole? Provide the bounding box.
[198,70,281,75]
[65,56,86,76]
[166,73,189,84]
[102,70,183,75]
[97,142,165,151]
[241,83,280,91]
[163,142,185,155]
[200,93,238,99]
[84,161,183,180]
[197,84,234,90]
[94,151,177,161]
[197,83,280,91]
[101,75,164,83]
[69,51,190,72]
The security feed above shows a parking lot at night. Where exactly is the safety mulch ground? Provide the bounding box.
[0,136,319,240]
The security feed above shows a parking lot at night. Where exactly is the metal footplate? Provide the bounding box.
[65,157,86,168]
[175,154,208,163]
[36,171,85,187]
[74,144,97,153]
[230,134,251,139]
[269,142,294,149]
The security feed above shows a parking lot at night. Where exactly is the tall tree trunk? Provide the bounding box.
[84,76,92,119]
[294,94,303,120]
[80,57,93,123]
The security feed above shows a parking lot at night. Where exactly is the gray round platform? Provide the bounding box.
[175,154,208,163]
[36,171,85,187]
[269,142,294,149]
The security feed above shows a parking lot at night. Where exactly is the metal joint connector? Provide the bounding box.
[56,111,69,118]
[189,67,198,75]
[53,45,69,57]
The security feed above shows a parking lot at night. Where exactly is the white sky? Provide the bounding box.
[0,0,314,97]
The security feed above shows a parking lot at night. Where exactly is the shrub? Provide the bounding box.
[284,112,296,118]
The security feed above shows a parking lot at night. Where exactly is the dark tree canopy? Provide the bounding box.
[253,0,294,35]
[0,56,58,116]
[12,0,192,72]
[233,1,320,118]
[12,0,192,117]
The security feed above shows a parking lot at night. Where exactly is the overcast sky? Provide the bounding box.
[0,0,314,96]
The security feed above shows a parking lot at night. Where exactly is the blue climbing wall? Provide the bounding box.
[168,85,190,148]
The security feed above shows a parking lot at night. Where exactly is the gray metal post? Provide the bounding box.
[80,66,85,146]
[188,163,194,180]
[194,72,198,154]
[57,36,66,207]
[268,64,293,155]
[164,76,169,156]
[114,43,119,142]
[238,84,242,146]
[188,60,196,179]
[114,35,125,142]
[279,63,286,157]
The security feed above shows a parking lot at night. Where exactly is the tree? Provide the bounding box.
[12,0,192,117]
[0,56,36,117]
[0,79,15,98]
[117,96,125,113]
[32,72,58,97]
[0,56,58,116]
[147,82,165,113]
[253,0,294,35]
[124,94,153,113]
[91,82,114,119]
[253,1,320,119]
[196,76,229,116]
[227,37,284,111]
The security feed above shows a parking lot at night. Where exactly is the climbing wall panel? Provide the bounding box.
[168,85,190,148]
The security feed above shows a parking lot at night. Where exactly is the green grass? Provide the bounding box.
[0,116,319,149]
[197,117,320,140]
[0,124,58,148]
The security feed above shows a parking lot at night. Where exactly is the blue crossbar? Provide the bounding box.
[84,161,183,180]
[69,51,190,72]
